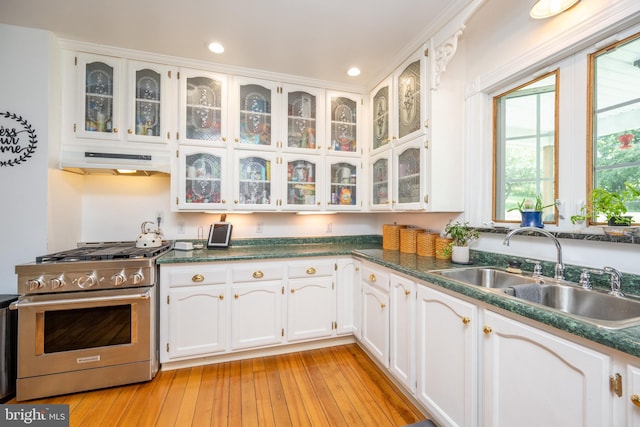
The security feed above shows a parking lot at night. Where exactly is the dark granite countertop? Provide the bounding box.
[352,248,640,360]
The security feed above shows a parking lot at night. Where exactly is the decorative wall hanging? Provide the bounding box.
[0,111,38,167]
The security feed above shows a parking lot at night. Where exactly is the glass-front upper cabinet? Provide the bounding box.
[394,142,425,210]
[394,48,427,146]
[233,152,278,211]
[370,151,392,210]
[127,61,173,143]
[282,155,323,211]
[175,146,228,210]
[281,85,325,153]
[179,68,228,146]
[327,157,361,211]
[232,78,279,149]
[370,77,394,153]
[76,53,122,141]
[326,92,362,156]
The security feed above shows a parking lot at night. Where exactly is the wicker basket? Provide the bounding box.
[417,233,438,257]
[382,224,406,250]
[400,228,423,253]
[435,237,453,260]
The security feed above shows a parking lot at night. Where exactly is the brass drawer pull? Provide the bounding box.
[462,317,471,325]
[483,326,493,335]
[306,267,317,275]
[290,288,296,294]
[219,295,224,300]
[631,395,640,407]
[234,294,239,299]
[192,274,204,283]
[252,271,264,279]
[369,274,376,282]
[404,289,411,296]
[380,303,386,309]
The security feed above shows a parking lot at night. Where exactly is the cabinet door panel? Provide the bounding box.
[231,281,283,350]
[483,310,610,427]
[361,282,389,367]
[168,285,227,359]
[390,274,416,393]
[287,277,334,342]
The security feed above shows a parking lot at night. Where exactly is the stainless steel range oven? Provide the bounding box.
[12,242,171,401]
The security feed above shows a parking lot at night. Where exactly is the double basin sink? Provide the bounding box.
[432,266,640,329]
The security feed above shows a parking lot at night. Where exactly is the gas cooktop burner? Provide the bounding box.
[35,242,172,263]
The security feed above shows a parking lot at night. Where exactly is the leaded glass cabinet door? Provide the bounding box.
[180,68,227,146]
[371,78,393,153]
[282,155,323,210]
[370,151,392,210]
[233,78,278,149]
[394,144,424,210]
[327,92,361,156]
[76,53,122,141]
[234,152,277,211]
[177,146,227,210]
[282,85,324,153]
[327,157,360,211]
[127,61,173,143]
[395,48,427,145]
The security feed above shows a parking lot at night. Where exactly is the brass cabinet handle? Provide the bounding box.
[234,294,239,299]
[380,303,386,309]
[483,326,493,335]
[113,127,118,133]
[404,289,411,296]
[306,267,317,275]
[631,395,640,407]
[221,199,226,204]
[127,128,133,134]
[290,288,296,294]
[219,295,224,300]
[462,317,471,325]
[252,271,264,279]
[234,200,238,204]
[192,274,204,283]
[369,274,376,282]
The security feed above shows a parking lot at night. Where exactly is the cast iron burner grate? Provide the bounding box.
[35,242,172,263]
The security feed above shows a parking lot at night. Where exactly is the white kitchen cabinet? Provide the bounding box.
[482,310,611,427]
[393,49,428,146]
[393,139,426,210]
[61,51,175,171]
[287,259,336,342]
[360,263,390,368]
[230,77,280,150]
[280,84,325,154]
[369,150,393,211]
[335,257,357,335]
[173,146,229,210]
[232,151,279,210]
[178,68,228,146]
[389,274,416,393]
[625,363,640,426]
[326,91,362,157]
[159,264,229,363]
[326,157,362,211]
[351,259,362,340]
[282,154,323,211]
[416,284,478,427]
[370,77,394,154]
[230,263,285,350]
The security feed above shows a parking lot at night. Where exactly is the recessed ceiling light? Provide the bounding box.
[347,67,361,77]
[208,42,225,54]
[530,0,580,19]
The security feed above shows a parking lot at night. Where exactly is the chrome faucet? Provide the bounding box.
[503,227,564,280]
[604,266,624,297]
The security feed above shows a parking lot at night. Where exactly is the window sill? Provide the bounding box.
[476,227,640,245]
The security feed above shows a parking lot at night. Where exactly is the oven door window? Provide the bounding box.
[43,304,133,353]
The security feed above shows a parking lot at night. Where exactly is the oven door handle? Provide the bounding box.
[9,289,151,310]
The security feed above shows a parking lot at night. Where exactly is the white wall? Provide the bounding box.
[0,24,53,293]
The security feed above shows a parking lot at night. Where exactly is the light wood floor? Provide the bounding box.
[13,344,427,427]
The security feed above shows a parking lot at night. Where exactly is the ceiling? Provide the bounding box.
[0,0,472,90]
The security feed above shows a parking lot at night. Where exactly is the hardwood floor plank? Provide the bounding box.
[10,344,426,427]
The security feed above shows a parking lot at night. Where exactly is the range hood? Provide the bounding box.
[60,145,171,176]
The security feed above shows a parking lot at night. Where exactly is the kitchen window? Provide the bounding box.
[493,70,559,224]
[587,31,640,224]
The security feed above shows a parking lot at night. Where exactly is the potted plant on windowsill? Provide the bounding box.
[571,184,640,232]
[508,194,555,228]
[443,221,479,264]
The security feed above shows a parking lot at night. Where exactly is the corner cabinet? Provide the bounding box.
[390,274,416,393]
[367,44,463,212]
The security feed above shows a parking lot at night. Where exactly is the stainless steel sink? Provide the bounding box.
[432,267,540,288]
[503,283,640,329]
[432,266,640,329]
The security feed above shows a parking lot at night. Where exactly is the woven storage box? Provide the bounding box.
[400,228,422,253]
[435,237,453,260]
[417,233,438,257]
[383,224,406,250]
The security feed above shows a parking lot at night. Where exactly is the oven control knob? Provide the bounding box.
[26,279,44,292]
[130,272,144,285]
[77,274,97,289]
[50,277,65,290]
[111,273,127,286]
